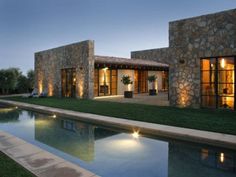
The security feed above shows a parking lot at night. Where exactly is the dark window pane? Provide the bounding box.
[201,70,215,83]
[201,96,216,108]
[201,84,215,95]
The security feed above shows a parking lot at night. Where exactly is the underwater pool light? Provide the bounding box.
[132,131,140,139]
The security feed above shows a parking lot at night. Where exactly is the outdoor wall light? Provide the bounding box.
[220,153,224,163]
[179,59,185,64]
[52,114,57,118]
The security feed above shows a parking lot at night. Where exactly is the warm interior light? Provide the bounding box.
[103,67,108,85]
[132,131,140,139]
[201,149,209,160]
[103,67,108,71]
[221,58,226,68]
[52,114,57,118]
[220,153,224,163]
[73,78,76,82]
[128,84,131,91]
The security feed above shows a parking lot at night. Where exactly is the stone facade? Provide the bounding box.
[132,8,236,108]
[35,40,94,99]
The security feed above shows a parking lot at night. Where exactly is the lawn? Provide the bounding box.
[1,96,236,135]
[0,151,35,177]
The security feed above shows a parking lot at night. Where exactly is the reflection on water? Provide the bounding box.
[168,141,236,177]
[34,116,118,162]
[0,107,235,177]
[0,105,22,122]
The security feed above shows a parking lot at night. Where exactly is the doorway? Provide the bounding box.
[134,70,148,94]
[61,68,76,97]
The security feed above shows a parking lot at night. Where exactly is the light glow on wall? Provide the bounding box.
[178,85,190,107]
[38,80,43,94]
[78,78,84,98]
[128,84,132,91]
[220,58,226,68]
[48,83,53,96]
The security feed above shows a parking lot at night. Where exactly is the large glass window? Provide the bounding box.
[134,70,148,93]
[94,68,117,96]
[162,71,169,91]
[61,68,76,97]
[201,57,235,109]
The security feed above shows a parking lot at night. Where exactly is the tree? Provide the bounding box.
[0,68,35,94]
[0,68,20,94]
[16,75,29,93]
[27,70,35,92]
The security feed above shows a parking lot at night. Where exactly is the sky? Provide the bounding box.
[0,0,236,74]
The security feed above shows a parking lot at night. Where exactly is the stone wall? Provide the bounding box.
[35,40,94,99]
[131,8,236,108]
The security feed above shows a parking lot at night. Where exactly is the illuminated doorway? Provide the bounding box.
[134,70,148,94]
[94,68,117,96]
[201,57,235,109]
[61,68,76,97]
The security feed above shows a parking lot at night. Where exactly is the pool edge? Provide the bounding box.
[0,130,100,177]
[1,99,236,150]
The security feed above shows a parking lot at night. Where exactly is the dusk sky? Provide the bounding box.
[0,0,236,74]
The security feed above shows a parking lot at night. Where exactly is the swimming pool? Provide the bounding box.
[0,105,235,177]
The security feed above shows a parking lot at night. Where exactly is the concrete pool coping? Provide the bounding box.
[0,131,99,177]
[0,99,236,150]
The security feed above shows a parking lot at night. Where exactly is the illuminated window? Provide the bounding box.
[201,57,235,110]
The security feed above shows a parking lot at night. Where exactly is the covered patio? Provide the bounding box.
[94,92,169,106]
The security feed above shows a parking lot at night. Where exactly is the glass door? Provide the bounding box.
[218,57,234,109]
[201,57,235,109]
[61,68,76,97]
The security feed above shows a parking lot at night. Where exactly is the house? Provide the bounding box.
[132,8,236,109]
[35,8,236,109]
[34,41,168,99]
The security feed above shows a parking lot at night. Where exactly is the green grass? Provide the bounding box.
[2,96,236,135]
[0,151,35,177]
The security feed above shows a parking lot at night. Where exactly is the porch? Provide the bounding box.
[94,92,169,106]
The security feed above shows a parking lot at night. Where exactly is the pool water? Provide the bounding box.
[0,105,235,177]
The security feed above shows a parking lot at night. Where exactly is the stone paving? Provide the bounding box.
[94,92,169,106]
[0,131,99,177]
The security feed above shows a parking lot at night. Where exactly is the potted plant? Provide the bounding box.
[148,75,157,95]
[121,75,133,98]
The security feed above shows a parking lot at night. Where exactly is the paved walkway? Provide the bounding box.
[0,99,236,150]
[0,93,29,98]
[94,92,169,106]
[0,131,99,177]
